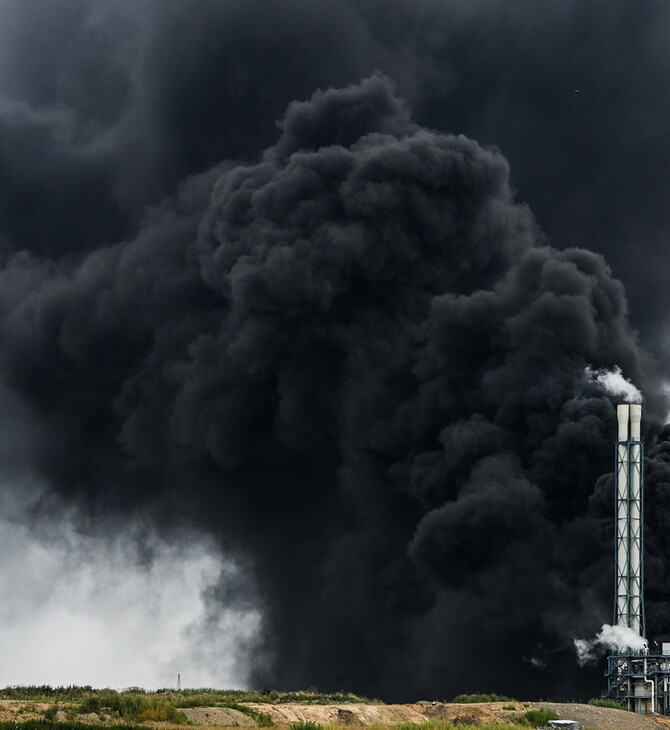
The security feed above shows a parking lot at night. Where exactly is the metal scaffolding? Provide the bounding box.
[614,403,644,638]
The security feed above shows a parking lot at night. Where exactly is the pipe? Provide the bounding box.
[630,404,642,635]
[617,404,630,631]
[643,678,655,714]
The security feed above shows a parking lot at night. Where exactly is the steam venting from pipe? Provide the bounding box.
[574,624,647,666]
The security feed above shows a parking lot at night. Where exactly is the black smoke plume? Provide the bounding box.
[2,0,670,702]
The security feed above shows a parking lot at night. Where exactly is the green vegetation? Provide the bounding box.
[0,685,385,726]
[290,722,326,730]
[163,688,376,705]
[0,688,95,702]
[0,686,375,705]
[512,708,559,726]
[253,711,274,727]
[77,692,187,723]
[76,691,278,725]
[42,706,60,722]
[588,697,627,710]
[227,704,273,727]
[0,722,148,730]
[502,704,516,710]
[450,693,515,703]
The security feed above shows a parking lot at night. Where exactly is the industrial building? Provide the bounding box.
[603,403,670,714]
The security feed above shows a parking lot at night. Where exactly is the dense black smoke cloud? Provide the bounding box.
[4,0,670,340]
[3,0,670,702]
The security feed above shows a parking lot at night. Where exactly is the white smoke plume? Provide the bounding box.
[583,365,643,403]
[574,623,647,665]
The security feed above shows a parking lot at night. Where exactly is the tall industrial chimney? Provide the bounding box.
[603,401,670,715]
[615,404,630,634]
[629,404,643,637]
[614,403,644,637]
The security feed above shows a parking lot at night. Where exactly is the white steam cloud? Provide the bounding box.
[574,623,647,666]
[583,365,643,403]
[0,378,262,690]
[0,489,260,688]
[0,381,260,690]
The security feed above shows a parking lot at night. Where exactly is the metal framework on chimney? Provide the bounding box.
[614,403,644,638]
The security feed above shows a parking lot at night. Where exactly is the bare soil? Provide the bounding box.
[245,700,666,729]
[525,702,659,729]
[182,708,257,726]
[0,698,667,730]
[243,703,428,726]
[0,700,52,721]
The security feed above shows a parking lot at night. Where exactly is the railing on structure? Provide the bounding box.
[604,653,670,715]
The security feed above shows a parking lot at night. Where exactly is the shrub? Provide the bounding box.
[512,708,559,726]
[0,687,95,702]
[290,721,325,730]
[588,698,626,710]
[451,693,515,703]
[78,697,101,714]
[77,693,186,723]
[218,702,273,727]
[243,708,273,727]
[0,722,147,730]
[502,704,517,710]
[0,686,377,707]
[42,707,59,722]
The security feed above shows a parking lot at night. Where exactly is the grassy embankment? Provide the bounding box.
[0,687,604,729]
[0,722,591,730]
[0,687,375,726]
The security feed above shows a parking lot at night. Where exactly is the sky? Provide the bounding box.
[2,0,670,700]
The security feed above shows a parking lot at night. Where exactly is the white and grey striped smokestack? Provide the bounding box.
[629,404,643,636]
[615,402,644,640]
[616,404,630,630]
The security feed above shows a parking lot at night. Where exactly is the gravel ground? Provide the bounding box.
[534,702,660,730]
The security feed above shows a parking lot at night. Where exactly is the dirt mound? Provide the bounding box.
[243,703,426,726]
[0,701,51,722]
[415,703,504,726]
[245,700,666,730]
[182,707,258,726]
[419,701,664,730]
[540,702,661,730]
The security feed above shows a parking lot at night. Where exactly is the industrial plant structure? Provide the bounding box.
[603,403,670,714]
